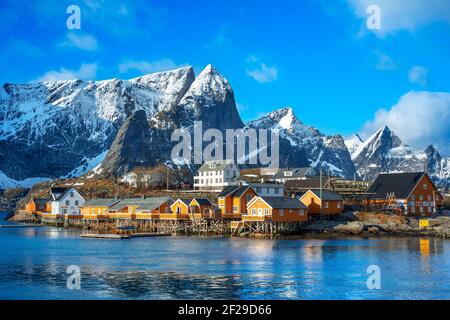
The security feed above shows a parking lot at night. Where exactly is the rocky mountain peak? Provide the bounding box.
[98,109,153,177]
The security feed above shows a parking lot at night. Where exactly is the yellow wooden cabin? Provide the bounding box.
[217,185,257,219]
[245,196,308,223]
[299,189,344,215]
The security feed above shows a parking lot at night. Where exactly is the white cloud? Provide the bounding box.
[345,0,450,36]
[409,65,428,86]
[62,33,99,51]
[35,63,98,82]
[246,57,278,83]
[119,58,187,74]
[361,91,450,155]
[375,52,397,71]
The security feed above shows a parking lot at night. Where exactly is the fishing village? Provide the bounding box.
[7,161,450,239]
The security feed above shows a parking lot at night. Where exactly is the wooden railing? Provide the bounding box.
[242,215,272,222]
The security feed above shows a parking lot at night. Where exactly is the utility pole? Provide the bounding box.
[166,167,170,191]
[320,169,323,214]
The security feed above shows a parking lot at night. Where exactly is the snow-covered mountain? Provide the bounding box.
[0,66,196,186]
[248,107,357,178]
[2,64,449,188]
[349,125,450,187]
[344,134,364,155]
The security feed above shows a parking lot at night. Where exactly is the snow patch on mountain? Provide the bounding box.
[0,170,51,189]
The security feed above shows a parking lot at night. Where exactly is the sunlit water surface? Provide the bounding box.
[1,212,449,299]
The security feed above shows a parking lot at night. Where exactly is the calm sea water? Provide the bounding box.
[1,212,449,300]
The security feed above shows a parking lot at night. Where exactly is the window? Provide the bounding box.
[411,207,415,214]
[284,171,292,176]
[252,208,256,215]
[411,195,415,201]
[420,207,424,213]
[257,187,261,193]
[274,188,280,194]
[176,207,181,214]
[258,208,263,215]
[337,202,341,209]
[299,210,304,216]
[70,192,74,198]
[324,201,329,209]
[419,195,423,201]
[280,209,284,216]
[233,206,238,212]
[427,195,432,201]
[423,183,428,190]
[264,208,269,216]
[428,207,432,213]
[75,201,79,206]
[65,200,70,206]
[246,194,252,202]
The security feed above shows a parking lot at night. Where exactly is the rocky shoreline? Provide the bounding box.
[298,212,450,238]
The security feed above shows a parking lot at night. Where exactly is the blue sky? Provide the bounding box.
[1,0,450,152]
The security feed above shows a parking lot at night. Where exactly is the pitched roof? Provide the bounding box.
[83,198,121,207]
[274,167,316,179]
[33,198,51,205]
[217,185,241,197]
[198,160,237,172]
[366,172,426,199]
[191,198,213,206]
[307,189,343,201]
[110,197,172,212]
[259,197,308,209]
[50,187,69,200]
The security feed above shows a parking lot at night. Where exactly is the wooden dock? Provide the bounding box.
[129,232,171,238]
[80,232,171,239]
[80,234,130,239]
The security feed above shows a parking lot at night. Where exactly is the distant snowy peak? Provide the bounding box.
[352,125,406,160]
[351,125,450,187]
[248,107,314,139]
[247,107,357,178]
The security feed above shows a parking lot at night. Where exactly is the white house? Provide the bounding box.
[50,187,85,216]
[119,170,153,188]
[247,183,285,197]
[193,160,240,191]
[274,167,317,183]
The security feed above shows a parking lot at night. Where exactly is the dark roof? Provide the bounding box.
[110,197,172,212]
[83,198,121,207]
[178,199,192,206]
[33,198,51,205]
[284,177,332,190]
[192,198,213,206]
[218,186,252,198]
[50,187,69,200]
[261,197,308,209]
[218,185,240,197]
[367,172,426,199]
[307,189,343,201]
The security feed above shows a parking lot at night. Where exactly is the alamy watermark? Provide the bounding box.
[171,121,280,167]
[366,265,381,290]
[66,5,81,30]
[366,4,381,30]
[66,265,81,290]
